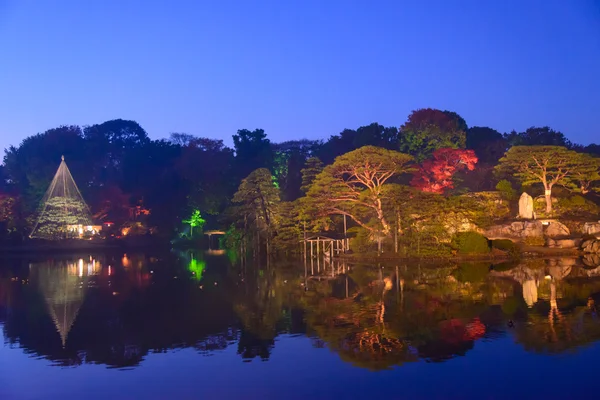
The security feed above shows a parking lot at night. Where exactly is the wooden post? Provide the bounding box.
[303,222,307,261]
[394,210,398,254]
[343,215,347,253]
[310,240,313,259]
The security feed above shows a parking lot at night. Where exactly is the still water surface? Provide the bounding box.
[1,252,600,399]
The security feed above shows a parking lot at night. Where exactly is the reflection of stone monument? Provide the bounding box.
[30,258,100,346]
[522,280,538,307]
[518,192,534,219]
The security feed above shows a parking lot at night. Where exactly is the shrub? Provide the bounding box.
[523,236,545,246]
[491,239,521,258]
[496,180,516,201]
[491,261,519,272]
[348,227,373,253]
[451,231,490,254]
[556,195,598,217]
[453,262,490,282]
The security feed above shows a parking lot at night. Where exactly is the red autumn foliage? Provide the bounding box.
[411,148,478,194]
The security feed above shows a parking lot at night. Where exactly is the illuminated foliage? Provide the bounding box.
[0,194,16,224]
[231,168,281,252]
[495,146,591,214]
[411,148,478,194]
[565,153,600,194]
[188,255,206,282]
[306,146,413,238]
[30,157,93,240]
[183,210,206,237]
[399,109,467,161]
[300,157,323,193]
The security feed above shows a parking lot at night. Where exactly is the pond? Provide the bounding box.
[1,252,600,399]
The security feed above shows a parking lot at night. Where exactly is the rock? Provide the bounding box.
[518,192,534,219]
[584,222,600,235]
[485,221,543,240]
[583,254,600,267]
[523,222,544,237]
[558,258,577,267]
[554,239,580,249]
[582,239,600,253]
[545,221,570,238]
[546,238,577,249]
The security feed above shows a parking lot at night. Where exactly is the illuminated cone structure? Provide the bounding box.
[30,156,92,240]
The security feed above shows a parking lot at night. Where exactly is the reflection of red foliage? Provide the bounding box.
[411,148,478,194]
[439,317,486,344]
[439,319,468,345]
[465,317,486,340]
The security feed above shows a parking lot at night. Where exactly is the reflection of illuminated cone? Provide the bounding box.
[32,261,89,347]
[523,280,538,308]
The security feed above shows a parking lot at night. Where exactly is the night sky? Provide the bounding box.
[1,0,599,154]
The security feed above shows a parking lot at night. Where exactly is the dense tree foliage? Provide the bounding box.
[305,147,413,242]
[1,110,598,252]
[399,109,467,161]
[495,146,594,213]
[411,149,478,194]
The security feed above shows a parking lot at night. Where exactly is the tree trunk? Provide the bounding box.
[544,187,552,214]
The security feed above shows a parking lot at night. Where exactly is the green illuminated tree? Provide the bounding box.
[183,210,206,237]
[495,146,589,214]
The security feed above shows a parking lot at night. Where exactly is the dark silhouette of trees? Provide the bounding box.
[232,129,273,180]
[505,126,571,148]
[466,126,507,164]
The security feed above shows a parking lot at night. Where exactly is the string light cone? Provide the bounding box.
[30,156,93,240]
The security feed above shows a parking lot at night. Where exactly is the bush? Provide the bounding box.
[491,261,519,272]
[556,195,598,217]
[451,231,490,254]
[348,227,373,253]
[496,180,516,201]
[523,236,545,246]
[491,239,521,258]
[453,262,490,282]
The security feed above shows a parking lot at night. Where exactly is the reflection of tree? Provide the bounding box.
[1,253,239,368]
[491,258,600,354]
[6,255,600,372]
[231,267,286,360]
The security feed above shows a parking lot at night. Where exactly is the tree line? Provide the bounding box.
[0,109,599,251]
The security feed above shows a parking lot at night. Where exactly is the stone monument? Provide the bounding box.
[518,192,534,219]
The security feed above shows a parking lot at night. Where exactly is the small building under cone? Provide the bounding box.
[30,156,100,240]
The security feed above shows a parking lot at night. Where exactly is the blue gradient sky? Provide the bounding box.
[1,0,599,154]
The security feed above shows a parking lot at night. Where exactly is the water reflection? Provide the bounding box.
[2,254,600,370]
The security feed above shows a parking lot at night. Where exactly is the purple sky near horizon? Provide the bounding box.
[1,0,599,155]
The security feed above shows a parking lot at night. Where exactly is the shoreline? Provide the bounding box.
[333,246,583,264]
